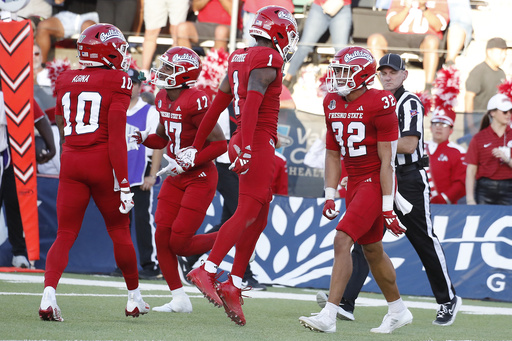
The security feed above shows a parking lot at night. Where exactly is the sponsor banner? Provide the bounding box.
[0,20,39,260]
[1,177,511,302]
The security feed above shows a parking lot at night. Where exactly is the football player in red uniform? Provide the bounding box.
[299,46,413,334]
[39,24,150,322]
[131,47,227,314]
[176,6,299,326]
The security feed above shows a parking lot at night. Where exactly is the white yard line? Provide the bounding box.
[2,273,512,316]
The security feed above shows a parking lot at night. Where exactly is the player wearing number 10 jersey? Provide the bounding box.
[299,46,413,334]
[39,24,150,322]
[131,46,227,313]
[176,6,299,326]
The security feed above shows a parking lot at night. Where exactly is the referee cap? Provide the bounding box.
[377,53,405,71]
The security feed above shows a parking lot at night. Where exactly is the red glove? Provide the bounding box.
[323,199,339,220]
[383,210,407,237]
[430,194,447,204]
[229,145,251,175]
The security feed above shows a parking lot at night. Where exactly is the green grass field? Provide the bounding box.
[1,272,511,341]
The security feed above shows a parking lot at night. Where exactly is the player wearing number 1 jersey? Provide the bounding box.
[175,6,299,326]
[130,47,227,314]
[39,24,149,322]
[299,46,412,334]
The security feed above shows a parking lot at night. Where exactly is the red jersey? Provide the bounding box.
[55,67,132,188]
[465,125,512,181]
[155,88,210,160]
[272,151,288,195]
[387,0,449,39]
[425,140,466,204]
[324,88,398,180]
[228,46,283,142]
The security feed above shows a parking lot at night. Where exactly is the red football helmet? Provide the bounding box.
[249,5,299,63]
[326,46,377,96]
[77,23,130,70]
[151,47,202,90]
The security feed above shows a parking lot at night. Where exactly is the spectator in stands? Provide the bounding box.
[425,108,466,204]
[33,44,55,112]
[367,0,449,91]
[96,0,137,33]
[444,0,472,66]
[35,10,99,63]
[140,0,190,76]
[176,0,238,52]
[466,94,512,205]
[15,0,52,20]
[242,0,295,47]
[464,37,508,135]
[283,0,352,92]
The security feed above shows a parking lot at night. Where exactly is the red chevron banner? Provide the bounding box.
[0,20,39,261]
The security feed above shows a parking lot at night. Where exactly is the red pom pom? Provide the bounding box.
[431,65,460,121]
[46,59,71,97]
[497,79,512,102]
[415,91,433,115]
[196,48,229,97]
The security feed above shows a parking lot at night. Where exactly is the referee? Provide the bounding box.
[317,54,461,326]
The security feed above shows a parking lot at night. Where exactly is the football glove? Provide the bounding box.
[176,146,197,171]
[322,199,339,220]
[229,144,251,175]
[383,210,407,237]
[157,154,184,177]
[119,191,135,214]
[130,129,149,146]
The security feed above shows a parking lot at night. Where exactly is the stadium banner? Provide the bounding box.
[1,176,511,302]
[0,20,39,261]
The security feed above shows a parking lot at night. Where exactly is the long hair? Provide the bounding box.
[480,111,492,131]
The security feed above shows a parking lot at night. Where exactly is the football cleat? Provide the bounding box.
[125,292,150,318]
[370,308,413,334]
[152,295,192,313]
[39,291,64,322]
[186,264,223,307]
[299,308,336,333]
[217,276,249,326]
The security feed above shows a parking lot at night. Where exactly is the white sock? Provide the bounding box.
[231,275,243,289]
[325,302,338,319]
[128,287,142,300]
[388,298,406,314]
[171,287,186,298]
[43,286,56,300]
[204,261,218,273]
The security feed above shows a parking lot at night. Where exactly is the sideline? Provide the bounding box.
[2,273,512,316]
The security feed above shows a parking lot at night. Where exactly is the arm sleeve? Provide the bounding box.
[108,92,130,189]
[193,139,228,166]
[143,133,168,149]
[241,90,264,149]
[193,90,232,150]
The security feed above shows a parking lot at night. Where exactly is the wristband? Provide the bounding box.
[325,187,337,201]
[382,195,394,211]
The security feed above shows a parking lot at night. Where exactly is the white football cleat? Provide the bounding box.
[371,308,413,334]
[125,292,150,318]
[152,295,192,313]
[299,308,336,333]
[39,290,64,322]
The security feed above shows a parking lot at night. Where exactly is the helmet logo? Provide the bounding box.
[344,50,372,64]
[99,29,124,42]
[277,10,297,26]
[172,53,199,68]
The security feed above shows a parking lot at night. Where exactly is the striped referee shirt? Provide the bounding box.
[394,86,424,166]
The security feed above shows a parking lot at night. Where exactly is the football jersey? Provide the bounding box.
[227,46,283,141]
[155,88,210,159]
[324,88,398,179]
[55,68,132,149]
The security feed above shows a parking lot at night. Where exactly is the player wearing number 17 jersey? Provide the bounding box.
[130,46,227,314]
[299,46,412,334]
[39,24,149,322]
[176,6,299,326]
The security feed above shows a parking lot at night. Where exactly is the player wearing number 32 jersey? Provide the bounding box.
[299,46,412,334]
[39,24,150,322]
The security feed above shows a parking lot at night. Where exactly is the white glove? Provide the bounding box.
[176,146,197,170]
[157,154,184,177]
[129,129,149,147]
[119,191,134,214]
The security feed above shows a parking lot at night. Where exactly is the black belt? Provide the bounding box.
[396,162,422,174]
